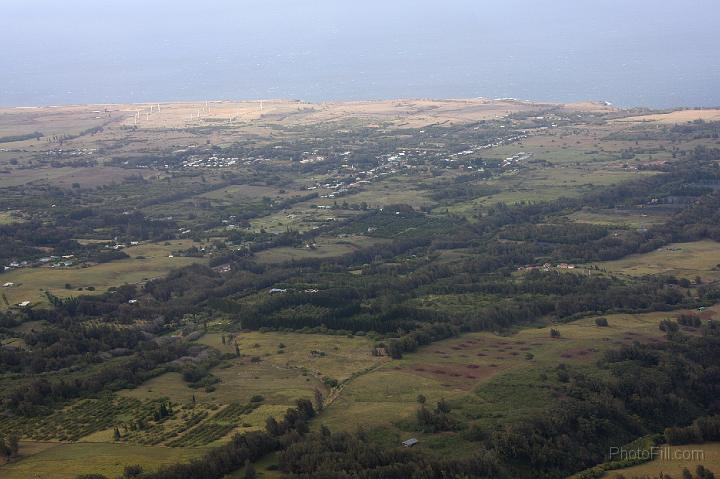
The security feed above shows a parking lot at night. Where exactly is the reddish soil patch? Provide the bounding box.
[699,310,716,320]
[406,362,503,388]
[559,347,599,361]
[624,332,667,344]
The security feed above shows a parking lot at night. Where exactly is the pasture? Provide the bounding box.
[0,211,21,224]
[0,165,152,189]
[319,305,718,455]
[253,235,385,264]
[315,177,434,210]
[601,442,720,478]
[198,331,382,384]
[615,108,720,124]
[89,331,383,456]
[0,442,208,479]
[119,363,319,409]
[569,207,670,228]
[443,164,654,217]
[596,240,720,281]
[116,331,383,444]
[0,240,205,308]
[247,202,365,234]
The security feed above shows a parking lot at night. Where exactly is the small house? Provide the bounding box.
[372,347,388,357]
[401,438,418,448]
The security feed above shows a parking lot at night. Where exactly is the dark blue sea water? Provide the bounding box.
[1,0,719,108]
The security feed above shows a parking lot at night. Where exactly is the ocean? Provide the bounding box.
[1,0,719,108]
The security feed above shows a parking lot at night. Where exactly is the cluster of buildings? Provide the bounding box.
[299,154,326,164]
[221,217,242,231]
[3,241,148,273]
[44,148,96,157]
[182,155,240,168]
[502,152,533,168]
[268,288,319,295]
[106,241,140,251]
[299,138,536,210]
[445,132,530,161]
[3,254,75,272]
[182,154,279,169]
[518,263,577,272]
[308,149,424,200]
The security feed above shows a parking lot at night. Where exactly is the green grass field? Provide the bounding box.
[253,235,385,263]
[2,298,715,473]
[569,207,670,228]
[120,331,382,430]
[1,240,206,308]
[248,205,362,234]
[602,443,720,478]
[198,184,298,202]
[0,211,21,224]
[4,302,713,465]
[443,167,654,217]
[318,177,433,210]
[0,442,209,479]
[199,331,381,381]
[111,331,385,453]
[120,364,318,408]
[319,305,718,456]
[596,240,720,281]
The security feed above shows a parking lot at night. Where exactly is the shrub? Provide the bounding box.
[659,319,679,333]
[678,314,702,327]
